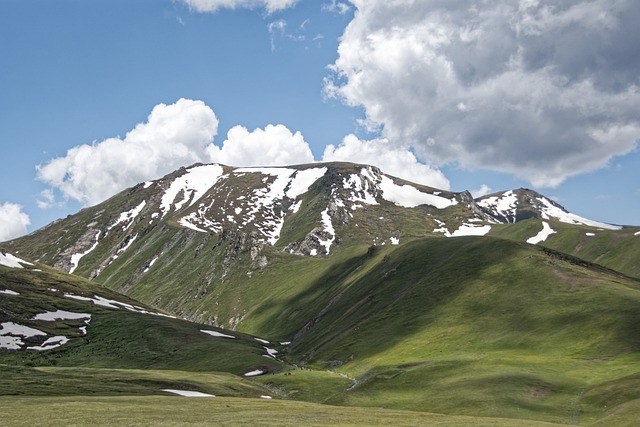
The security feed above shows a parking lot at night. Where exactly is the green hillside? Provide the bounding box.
[490,219,640,279]
[244,237,640,425]
[0,259,282,398]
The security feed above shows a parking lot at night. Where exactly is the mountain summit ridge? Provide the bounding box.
[3,161,627,273]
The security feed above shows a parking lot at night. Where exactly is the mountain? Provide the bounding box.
[3,161,640,425]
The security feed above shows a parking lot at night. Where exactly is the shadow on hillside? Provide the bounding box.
[256,236,526,366]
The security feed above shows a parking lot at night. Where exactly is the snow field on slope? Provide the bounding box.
[477,191,518,222]
[0,252,33,269]
[537,198,622,230]
[69,230,101,274]
[0,289,19,295]
[318,209,336,255]
[379,176,457,209]
[32,310,91,322]
[160,164,225,218]
[107,200,146,233]
[434,222,492,237]
[0,322,47,350]
[179,167,327,243]
[526,221,557,244]
[64,293,175,318]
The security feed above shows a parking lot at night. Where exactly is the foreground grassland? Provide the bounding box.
[0,395,567,427]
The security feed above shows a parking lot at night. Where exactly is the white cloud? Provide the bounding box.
[182,0,297,13]
[0,203,31,242]
[327,0,640,188]
[208,124,315,167]
[37,99,219,206]
[470,184,492,199]
[36,189,58,209]
[322,134,450,190]
[268,19,287,51]
[322,0,350,15]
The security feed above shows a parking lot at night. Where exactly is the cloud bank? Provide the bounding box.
[326,0,640,187]
[182,0,297,13]
[37,99,219,206]
[0,203,31,242]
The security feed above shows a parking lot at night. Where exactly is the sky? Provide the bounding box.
[1,0,639,242]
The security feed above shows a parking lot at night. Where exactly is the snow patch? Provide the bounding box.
[64,293,175,318]
[537,198,622,230]
[260,395,273,399]
[379,176,457,209]
[0,289,19,296]
[1,322,47,338]
[27,336,69,351]
[107,201,146,233]
[264,347,278,358]
[390,237,400,245]
[254,337,270,344]
[33,310,91,322]
[69,230,101,274]
[0,252,33,269]
[477,191,518,222]
[318,209,336,254]
[526,221,557,245]
[585,232,596,237]
[290,200,303,213]
[162,389,215,397]
[635,231,640,236]
[178,218,207,233]
[161,164,225,218]
[201,329,235,339]
[285,168,327,199]
[450,224,492,237]
[143,256,159,273]
[243,369,265,377]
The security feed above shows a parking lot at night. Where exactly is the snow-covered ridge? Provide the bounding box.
[379,175,457,209]
[536,198,622,230]
[477,189,622,230]
[477,191,518,223]
[160,164,225,218]
[341,167,457,210]
[178,166,328,245]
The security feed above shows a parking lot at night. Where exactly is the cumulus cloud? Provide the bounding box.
[0,203,31,242]
[322,134,450,190]
[37,98,219,206]
[470,184,492,199]
[182,0,297,13]
[326,0,640,187]
[208,124,315,166]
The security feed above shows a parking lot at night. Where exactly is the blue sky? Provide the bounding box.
[1,0,639,241]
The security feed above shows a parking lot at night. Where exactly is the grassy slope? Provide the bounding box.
[0,262,281,397]
[490,219,640,279]
[245,237,640,424]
